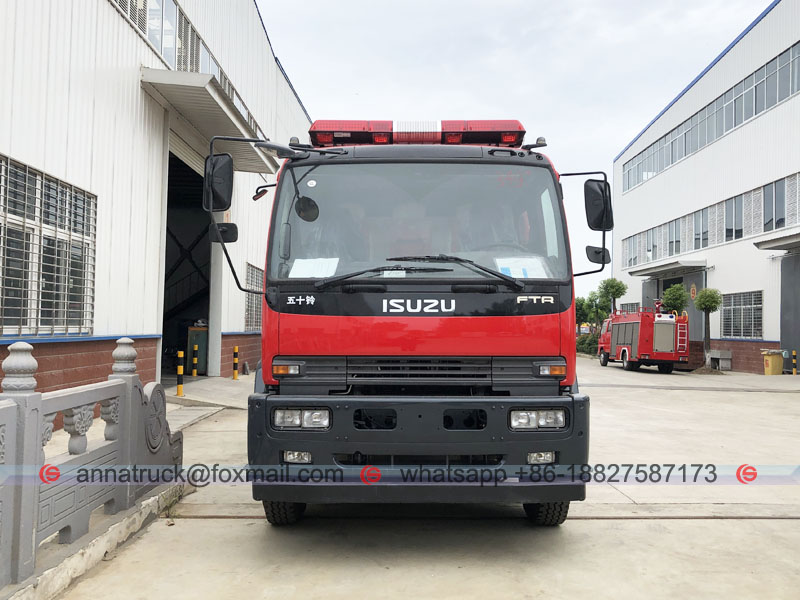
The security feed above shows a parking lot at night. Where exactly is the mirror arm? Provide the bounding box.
[561,170,611,278]
[574,230,608,277]
[209,135,264,157]
[206,136,266,296]
[208,219,263,296]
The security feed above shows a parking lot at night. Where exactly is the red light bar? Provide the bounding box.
[309,120,392,146]
[441,120,525,147]
[309,120,526,147]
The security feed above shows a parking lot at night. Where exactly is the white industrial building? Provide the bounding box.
[0,0,311,390]
[612,0,800,373]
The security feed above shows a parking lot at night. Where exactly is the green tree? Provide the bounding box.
[694,288,723,362]
[661,283,690,314]
[598,278,627,313]
[585,291,609,327]
[575,296,589,325]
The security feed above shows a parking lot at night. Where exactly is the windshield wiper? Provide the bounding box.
[386,254,524,291]
[315,265,453,290]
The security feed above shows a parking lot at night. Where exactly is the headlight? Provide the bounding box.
[302,409,330,429]
[537,410,565,428]
[272,408,331,429]
[510,409,565,430]
[274,409,302,428]
[510,410,538,429]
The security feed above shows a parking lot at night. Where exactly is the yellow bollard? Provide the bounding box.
[192,344,198,377]
[233,346,239,380]
[177,350,185,397]
[793,350,797,376]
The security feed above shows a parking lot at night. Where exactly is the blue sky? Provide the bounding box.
[259,0,770,296]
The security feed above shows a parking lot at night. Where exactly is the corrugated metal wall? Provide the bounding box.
[0,0,311,342]
[0,0,170,337]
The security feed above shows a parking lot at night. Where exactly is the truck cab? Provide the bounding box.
[202,120,613,526]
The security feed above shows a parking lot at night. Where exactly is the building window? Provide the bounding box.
[147,0,163,50]
[721,291,763,339]
[668,218,681,256]
[245,263,264,332]
[763,178,786,232]
[163,0,178,68]
[645,228,657,262]
[725,195,743,241]
[626,235,638,267]
[0,155,96,335]
[622,40,800,193]
[620,302,640,314]
[693,208,709,250]
[112,0,147,34]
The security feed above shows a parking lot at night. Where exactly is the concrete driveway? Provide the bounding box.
[58,358,800,599]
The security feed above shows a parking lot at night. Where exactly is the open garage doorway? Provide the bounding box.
[161,153,210,377]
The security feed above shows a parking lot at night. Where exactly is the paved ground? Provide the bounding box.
[163,372,255,409]
[58,358,800,599]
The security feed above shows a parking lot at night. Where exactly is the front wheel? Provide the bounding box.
[263,501,306,526]
[599,351,609,367]
[658,363,674,374]
[523,502,570,526]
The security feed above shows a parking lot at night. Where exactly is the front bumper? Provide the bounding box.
[247,394,589,504]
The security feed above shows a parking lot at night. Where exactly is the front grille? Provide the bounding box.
[347,357,492,385]
[333,453,504,467]
[274,356,563,394]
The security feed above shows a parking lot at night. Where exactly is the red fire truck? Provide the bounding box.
[597,301,689,373]
[202,119,613,527]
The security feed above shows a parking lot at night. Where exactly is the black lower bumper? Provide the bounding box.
[247,394,589,504]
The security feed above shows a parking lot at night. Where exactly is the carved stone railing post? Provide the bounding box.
[0,342,42,583]
[107,337,140,512]
[63,404,94,455]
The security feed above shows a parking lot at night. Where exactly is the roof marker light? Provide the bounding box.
[309,119,526,147]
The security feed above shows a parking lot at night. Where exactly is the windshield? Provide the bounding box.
[269,162,569,282]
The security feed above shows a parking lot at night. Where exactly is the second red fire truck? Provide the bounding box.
[597,301,689,373]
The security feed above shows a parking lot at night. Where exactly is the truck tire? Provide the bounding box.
[622,351,639,371]
[658,363,674,374]
[263,501,306,525]
[599,351,609,367]
[523,502,570,526]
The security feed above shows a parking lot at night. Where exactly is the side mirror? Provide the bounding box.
[203,153,234,212]
[586,245,610,264]
[210,223,238,243]
[584,179,613,231]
